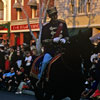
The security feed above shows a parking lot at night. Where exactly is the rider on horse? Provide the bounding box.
[37,7,69,83]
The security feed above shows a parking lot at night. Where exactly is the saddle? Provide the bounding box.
[30,53,63,80]
[30,54,44,79]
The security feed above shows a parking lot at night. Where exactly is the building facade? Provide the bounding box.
[1,0,100,46]
[0,0,54,47]
[55,0,100,37]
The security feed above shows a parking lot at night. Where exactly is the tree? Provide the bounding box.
[17,0,50,55]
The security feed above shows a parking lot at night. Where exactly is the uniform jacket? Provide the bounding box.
[41,19,69,56]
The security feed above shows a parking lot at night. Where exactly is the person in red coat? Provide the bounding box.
[5,55,10,72]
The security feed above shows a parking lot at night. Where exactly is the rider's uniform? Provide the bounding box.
[37,19,69,80]
[41,19,69,57]
[36,6,69,81]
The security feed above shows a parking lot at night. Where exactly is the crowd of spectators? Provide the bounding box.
[80,50,100,99]
[1,40,100,100]
[0,43,37,94]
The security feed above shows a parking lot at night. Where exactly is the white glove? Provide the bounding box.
[53,37,61,43]
[60,38,66,44]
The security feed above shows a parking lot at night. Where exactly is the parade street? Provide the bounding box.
[0,90,37,100]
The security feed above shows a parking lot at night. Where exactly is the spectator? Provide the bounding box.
[95,53,100,82]
[0,68,4,89]
[16,49,24,70]
[13,69,24,91]
[4,55,10,72]
[15,74,33,94]
[31,47,38,62]
[81,76,97,100]
[3,67,15,91]
[9,46,17,68]
[23,51,32,76]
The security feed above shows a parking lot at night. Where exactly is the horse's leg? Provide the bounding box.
[34,86,44,100]
[43,80,54,100]
[48,57,68,100]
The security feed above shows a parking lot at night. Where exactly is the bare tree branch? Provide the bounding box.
[35,0,44,55]
[17,0,37,42]
[17,0,50,55]
[43,0,50,23]
[36,0,50,55]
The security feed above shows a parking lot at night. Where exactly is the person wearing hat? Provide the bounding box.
[37,7,69,88]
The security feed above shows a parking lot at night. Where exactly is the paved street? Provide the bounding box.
[0,90,37,100]
[0,90,74,100]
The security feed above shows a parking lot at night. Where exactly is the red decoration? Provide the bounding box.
[17,37,20,46]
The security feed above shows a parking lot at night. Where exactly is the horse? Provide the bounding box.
[30,30,94,100]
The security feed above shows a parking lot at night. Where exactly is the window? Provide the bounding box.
[28,0,37,18]
[32,8,37,18]
[17,10,22,20]
[15,0,17,3]
[70,0,74,14]
[14,0,23,20]
[0,1,4,20]
[37,0,39,3]
[78,0,85,13]
[87,0,90,13]
[21,0,24,6]
[15,0,24,6]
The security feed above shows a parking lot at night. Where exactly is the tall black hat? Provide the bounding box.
[47,7,58,16]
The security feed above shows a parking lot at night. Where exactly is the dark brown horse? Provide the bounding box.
[30,30,94,100]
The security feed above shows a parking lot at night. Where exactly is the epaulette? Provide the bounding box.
[58,19,66,23]
[43,22,49,26]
